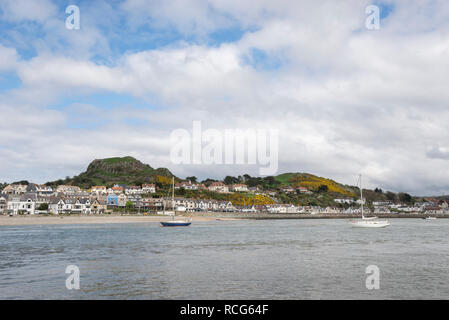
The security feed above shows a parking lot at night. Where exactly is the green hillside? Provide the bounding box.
[41,156,401,205]
[275,172,355,197]
[46,156,175,188]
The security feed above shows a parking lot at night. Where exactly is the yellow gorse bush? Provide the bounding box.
[155,175,172,186]
[290,175,354,197]
[224,193,275,206]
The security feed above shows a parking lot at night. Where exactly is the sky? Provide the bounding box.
[0,0,448,195]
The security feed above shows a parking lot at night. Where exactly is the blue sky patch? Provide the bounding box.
[0,72,22,93]
[374,1,395,19]
[49,92,161,111]
[243,48,284,71]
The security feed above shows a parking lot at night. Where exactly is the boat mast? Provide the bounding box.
[172,176,175,220]
[360,174,364,219]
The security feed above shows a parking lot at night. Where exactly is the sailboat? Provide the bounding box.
[160,177,192,227]
[351,174,390,228]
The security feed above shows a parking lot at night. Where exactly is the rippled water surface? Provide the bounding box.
[1,219,449,299]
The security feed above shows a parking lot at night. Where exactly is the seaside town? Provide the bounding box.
[1,180,448,217]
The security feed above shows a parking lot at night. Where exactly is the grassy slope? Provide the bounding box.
[48,156,174,188]
[101,156,137,165]
[274,172,355,197]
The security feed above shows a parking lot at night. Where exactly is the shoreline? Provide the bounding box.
[0,214,222,226]
[0,212,447,226]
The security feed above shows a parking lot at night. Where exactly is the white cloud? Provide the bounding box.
[0,45,19,71]
[0,0,57,23]
[1,1,449,195]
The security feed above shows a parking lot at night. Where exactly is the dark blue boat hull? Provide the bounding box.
[160,221,192,227]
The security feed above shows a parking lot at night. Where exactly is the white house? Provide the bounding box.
[285,204,300,213]
[266,204,286,213]
[175,181,198,190]
[107,186,124,194]
[35,185,54,195]
[297,187,313,194]
[373,201,392,207]
[218,201,235,212]
[125,186,143,195]
[90,186,107,195]
[208,182,229,193]
[117,194,128,207]
[334,198,355,204]
[49,199,71,214]
[7,194,36,215]
[280,187,295,193]
[72,198,91,214]
[2,184,28,195]
[56,185,82,195]
[324,207,339,214]
[142,184,156,194]
[0,194,7,214]
[231,184,248,192]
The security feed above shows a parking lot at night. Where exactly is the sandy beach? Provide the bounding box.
[0,214,222,226]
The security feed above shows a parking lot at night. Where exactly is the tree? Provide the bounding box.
[386,191,396,202]
[224,176,239,185]
[201,179,217,187]
[178,187,186,195]
[247,177,262,187]
[263,176,276,186]
[37,203,49,211]
[398,192,413,204]
[125,201,134,211]
[186,176,197,183]
[12,180,29,185]
[317,185,328,193]
[374,188,383,193]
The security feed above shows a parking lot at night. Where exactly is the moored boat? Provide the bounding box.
[160,220,192,227]
[351,174,390,228]
[352,219,390,228]
[160,177,192,227]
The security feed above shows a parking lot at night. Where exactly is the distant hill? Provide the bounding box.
[41,156,398,202]
[46,156,175,188]
[274,172,355,197]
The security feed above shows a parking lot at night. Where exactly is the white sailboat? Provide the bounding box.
[351,174,390,228]
[160,177,192,227]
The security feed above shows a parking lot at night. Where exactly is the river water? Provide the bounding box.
[1,219,448,299]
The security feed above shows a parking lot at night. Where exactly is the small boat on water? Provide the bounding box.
[160,220,192,227]
[352,217,390,228]
[351,174,390,228]
[423,216,437,220]
[160,177,192,227]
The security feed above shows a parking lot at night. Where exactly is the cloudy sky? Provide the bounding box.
[0,0,448,195]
